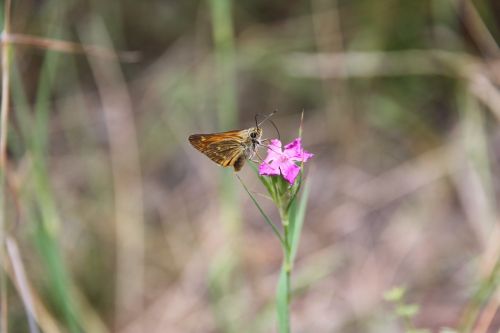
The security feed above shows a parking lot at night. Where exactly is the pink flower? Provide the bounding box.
[259,138,313,184]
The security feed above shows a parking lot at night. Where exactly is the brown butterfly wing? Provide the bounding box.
[189,131,246,171]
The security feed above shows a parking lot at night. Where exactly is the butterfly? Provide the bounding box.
[188,112,276,171]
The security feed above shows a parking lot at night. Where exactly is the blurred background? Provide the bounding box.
[1,0,500,332]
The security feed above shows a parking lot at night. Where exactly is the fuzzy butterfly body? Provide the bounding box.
[188,127,263,171]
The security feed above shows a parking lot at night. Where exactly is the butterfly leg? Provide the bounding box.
[258,141,281,156]
[250,151,265,164]
[261,138,272,144]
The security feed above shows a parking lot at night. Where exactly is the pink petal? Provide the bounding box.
[279,160,301,184]
[269,139,282,150]
[301,151,314,162]
[284,137,313,162]
[263,152,279,164]
[284,137,301,150]
[259,139,284,175]
[259,160,280,176]
[283,138,302,159]
[259,137,312,182]
[267,139,283,156]
[263,140,283,161]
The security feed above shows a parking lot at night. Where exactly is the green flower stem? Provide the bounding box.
[272,175,293,333]
[281,210,291,296]
[248,163,311,333]
[279,209,292,333]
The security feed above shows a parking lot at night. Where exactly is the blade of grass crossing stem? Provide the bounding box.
[236,175,284,246]
[286,173,302,213]
[289,180,310,262]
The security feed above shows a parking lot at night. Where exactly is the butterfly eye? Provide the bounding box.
[250,132,257,139]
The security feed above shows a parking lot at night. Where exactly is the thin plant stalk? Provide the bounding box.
[208,0,246,331]
[0,0,12,331]
[279,210,291,333]
[83,17,145,325]
[6,237,40,333]
[209,0,239,234]
[0,33,138,62]
[0,0,11,167]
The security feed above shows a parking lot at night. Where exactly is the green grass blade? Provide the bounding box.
[34,220,81,332]
[285,173,302,213]
[289,180,310,263]
[236,175,284,246]
[24,23,83,332]
[209,0,237,129]
[11,56,32,149]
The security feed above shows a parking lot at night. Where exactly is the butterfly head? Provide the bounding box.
[248,127,263,144]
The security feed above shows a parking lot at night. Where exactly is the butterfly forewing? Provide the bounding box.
[188,130,248,170]
[188,112,275,171]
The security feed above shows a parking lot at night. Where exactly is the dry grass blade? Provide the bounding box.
[5,237,40,333]
[454,0,499,57]
[287,50,500,126]
[469,72,500,123]
[81,18,145,329]
[0,1,11,168]
[0,0,12,331]
[285,50,478,79]
[3,238,63,333]
[0,33,140,63]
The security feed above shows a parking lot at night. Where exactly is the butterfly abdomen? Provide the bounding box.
[233,155,245,171]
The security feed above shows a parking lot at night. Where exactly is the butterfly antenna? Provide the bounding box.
[257,110,277,127]
[255,113,260,127]
[269,119,280,140]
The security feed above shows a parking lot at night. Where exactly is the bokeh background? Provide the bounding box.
[1,0,500,332]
